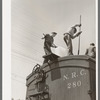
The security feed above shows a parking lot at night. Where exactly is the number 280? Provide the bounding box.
[67,81,81,89]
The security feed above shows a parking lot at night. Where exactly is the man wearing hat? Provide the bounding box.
[85,43,96,58]
[42,32,57,55]
[63,24,82,55]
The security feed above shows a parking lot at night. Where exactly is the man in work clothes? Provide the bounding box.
[85,43,96,58]
[42,32,57,63]
[42,32,57,55]
[63,24,82,55]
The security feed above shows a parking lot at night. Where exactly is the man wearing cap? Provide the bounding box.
[42,32,57,55]
[63,24,82,55]
[85,43,96,58]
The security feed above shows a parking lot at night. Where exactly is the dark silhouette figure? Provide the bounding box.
[85,43,96,58]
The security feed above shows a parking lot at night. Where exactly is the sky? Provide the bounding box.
[11,0,96,99]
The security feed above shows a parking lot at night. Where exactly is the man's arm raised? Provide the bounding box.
[72,24,81,28]
[71,31,82,39]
